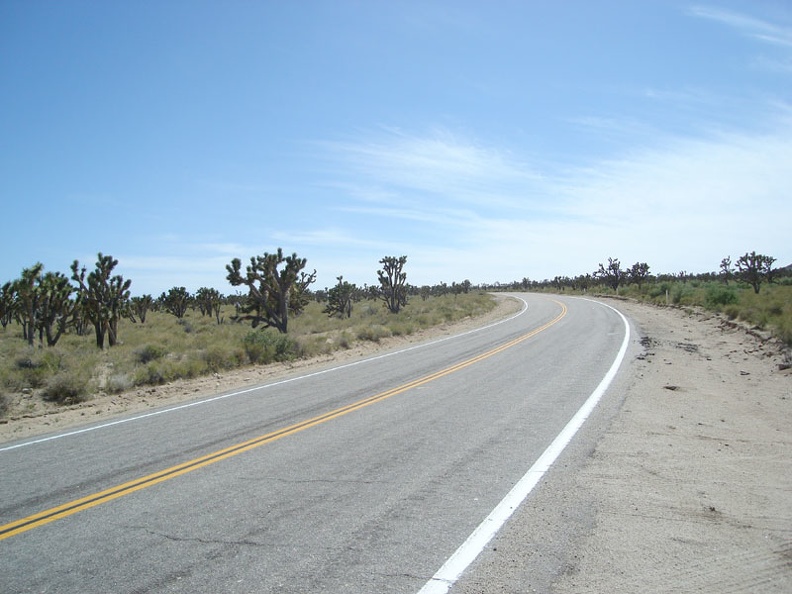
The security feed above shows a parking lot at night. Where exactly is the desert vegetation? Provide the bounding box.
[0,250,494,415]
[1,248,788,418]
[492,252,791,347]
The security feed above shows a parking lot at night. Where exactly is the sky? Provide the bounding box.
[1,0,790,295]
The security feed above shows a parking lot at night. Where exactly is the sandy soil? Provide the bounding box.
[2,296,790,592]
[455,297,791,594]
[550,298,792,593]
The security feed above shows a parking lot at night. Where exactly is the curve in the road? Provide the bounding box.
[0,298,568,542]
[418,297,630,594]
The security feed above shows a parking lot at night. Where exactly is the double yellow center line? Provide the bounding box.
[1,300,567,541]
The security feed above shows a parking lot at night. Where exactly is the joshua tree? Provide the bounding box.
[324,276,357,318]
[226,248,316,333]
[595,257,624,293]
[720,257,733,284]
[37,271,77,346]
[10,263,44,346]
[162,286,191,319]
[377,255,408,313]
[71,253,131,349]
[628,262,651,290]
[195,287,224,324]
[736,251,776,294]
[130,294,154,323]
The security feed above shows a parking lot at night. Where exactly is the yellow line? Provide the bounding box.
[1,300,567,541]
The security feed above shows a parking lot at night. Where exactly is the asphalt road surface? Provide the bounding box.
[1,293,629,593]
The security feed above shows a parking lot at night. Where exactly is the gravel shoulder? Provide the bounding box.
[455,297,792,593]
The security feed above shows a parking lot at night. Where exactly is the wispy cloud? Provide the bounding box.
[688,5,792,48]
[313,119,792,285]
[754,55,792,73]
[270,228,383,249]
[318,128,547,210]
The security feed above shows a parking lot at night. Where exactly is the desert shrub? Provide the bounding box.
[13,357,48,389]
[134,344,167,364]
[106,373,134,394]
[337,331,353,349]
[41,371,90,404]
[0,393,8,418]
[173,356,208,379]
[647,282,670,300]
[723,305,740,320]
[389,321,415,337]
[133,357,202,384]
[13,350,63,389]
[358,303,379,317]
[294,335,334,359]
[135,361,167,385]
[776,316,792,347]
[356,324,391,343]
[704,284,738,309]
[767,303,784,317]
[202,345,244,372]
[242,330,297,364]
[671,283,695,305]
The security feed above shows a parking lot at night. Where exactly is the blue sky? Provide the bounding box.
[2,1,790,295]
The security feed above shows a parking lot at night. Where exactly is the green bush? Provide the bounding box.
[134,361,168,385]
[242,330,297,364]
[705,284,738,309]
[671,283,695,305]
[134,344,167,364]
[202,345,245,372]
[647,282,671,300]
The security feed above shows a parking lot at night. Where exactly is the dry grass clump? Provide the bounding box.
[40,371,91,404]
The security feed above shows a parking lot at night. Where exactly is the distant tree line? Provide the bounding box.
[1,249,473,349]
[483,251,786,295]
[3,248,783,350]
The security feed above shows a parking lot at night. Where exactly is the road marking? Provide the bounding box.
[417,298,630,594]
[0,297,529,453]
[0,300,566,541]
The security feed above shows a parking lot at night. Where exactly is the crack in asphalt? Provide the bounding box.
[130,525,271,548]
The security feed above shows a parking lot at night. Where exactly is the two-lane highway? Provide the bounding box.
[1,294,630,593]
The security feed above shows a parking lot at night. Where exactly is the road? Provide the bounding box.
[1,294,630,593]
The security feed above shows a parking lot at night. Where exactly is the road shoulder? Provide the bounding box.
[454,298,792,593]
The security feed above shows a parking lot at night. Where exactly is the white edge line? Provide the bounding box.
[0,296,529,453]
[416,298,631,594]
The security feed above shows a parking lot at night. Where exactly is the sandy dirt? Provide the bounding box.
[456,297,791,594]
[550,298,792,593]
[2,296,790,592]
